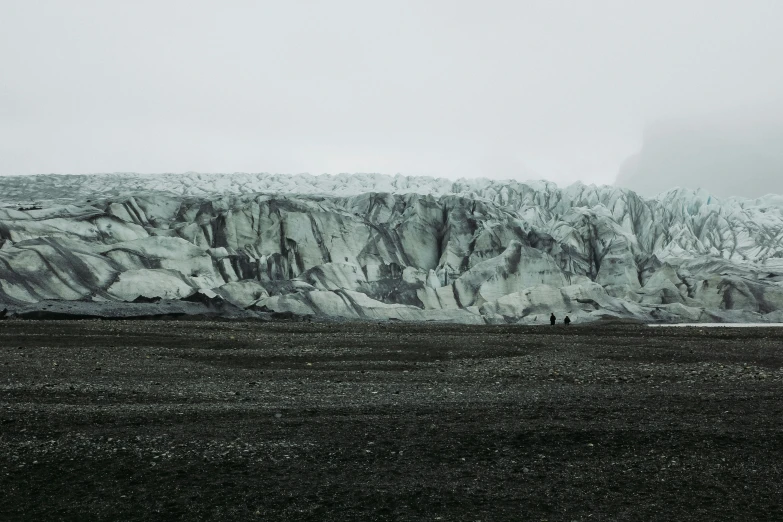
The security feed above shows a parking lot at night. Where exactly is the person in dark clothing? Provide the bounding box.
[564,315,571,326]
[550,313,556,326]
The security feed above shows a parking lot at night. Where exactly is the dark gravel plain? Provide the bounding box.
[1,319,782,521]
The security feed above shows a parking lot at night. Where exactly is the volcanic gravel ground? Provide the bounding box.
[1,320,782,521]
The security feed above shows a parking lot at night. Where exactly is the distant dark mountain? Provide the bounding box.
[616,118,783,198]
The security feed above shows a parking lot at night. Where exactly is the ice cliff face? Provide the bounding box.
[2,172,783,323]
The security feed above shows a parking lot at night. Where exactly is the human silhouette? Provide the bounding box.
[550,313,556,326]
[564,315,571,326]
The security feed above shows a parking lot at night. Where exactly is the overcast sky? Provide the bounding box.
[1,0,782,185]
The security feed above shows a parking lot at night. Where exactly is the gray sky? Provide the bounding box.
[1,0,782,185]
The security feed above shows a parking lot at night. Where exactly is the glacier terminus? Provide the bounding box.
[1,172,783,324]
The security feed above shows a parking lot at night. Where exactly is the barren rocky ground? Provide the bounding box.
[1,319,782,521]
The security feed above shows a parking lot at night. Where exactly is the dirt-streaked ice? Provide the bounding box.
[1,173,782,323]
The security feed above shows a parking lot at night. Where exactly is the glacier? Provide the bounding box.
[1,172,783,323]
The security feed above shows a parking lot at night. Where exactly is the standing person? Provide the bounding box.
[564,315,571,326]
[550,313,556,326]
